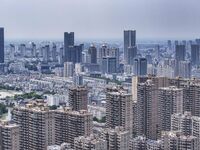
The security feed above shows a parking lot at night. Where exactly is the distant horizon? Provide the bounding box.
[4,36,200,43]
[1,0,200,40]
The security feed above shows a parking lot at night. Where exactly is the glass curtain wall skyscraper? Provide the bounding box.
[0,28,4,63]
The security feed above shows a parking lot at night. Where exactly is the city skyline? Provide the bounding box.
[1,1,200,150]
[1,0,200,40]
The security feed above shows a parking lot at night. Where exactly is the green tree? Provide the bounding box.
[0,103,8,115]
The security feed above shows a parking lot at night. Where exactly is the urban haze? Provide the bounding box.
[0,0,200,150]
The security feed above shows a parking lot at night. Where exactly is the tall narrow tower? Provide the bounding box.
[124,30,136,64]
[64,32,74,62]
[0,28,4,63]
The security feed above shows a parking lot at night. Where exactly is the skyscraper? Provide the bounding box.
[58,47,64,65]
[175,44,186,62]
[31,42,36,57]
[88,44,97,64]
[196,39,200,45]
[68,44,83,63]
[102,57,117,74]
[9,44,15,61]
[168,40,172,50]
[64,32,74,62]
[133,58,147,76]
[155,44,160,60]
[52,43,57,62]
[127,46,137,64]
[0,28,4,63]
[178,61,191,78]
[97,44,107,65]
[191,44,200,65]
[19,44,26,57]
[175,44,186,76]
[139,58,147,76]
[124,30,136,64]
[43,45,50,62]
[133,59,139,75]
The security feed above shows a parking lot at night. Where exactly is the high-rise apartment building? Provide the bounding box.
[171,112,193,136]
[129,136,146,150]
[0,121,20,150]
[181,82,200,117]
[129,136,163,150]
[74,134,107,150]
[192,116,200,142]
[158,86,183,133]
[64,62,74,77]
[162,131,199,150]
[0,28,4,63]
[169,113,200,145]
[146,139,163,150]
[135,80,159,140]
[131,76,149,101]
[12,105,56,150]
[101,127,130,150]
[12,105,92,149]
[48,143,73,150]
[106,86,133,135]
[55,108,92,147]
[68,86,88,111]
[124,30,136,64]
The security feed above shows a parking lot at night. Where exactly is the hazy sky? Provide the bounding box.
[0,0,200,40]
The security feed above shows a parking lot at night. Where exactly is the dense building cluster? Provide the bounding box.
[1,26,200,150]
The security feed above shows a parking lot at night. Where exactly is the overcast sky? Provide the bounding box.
[0,0,200,40]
